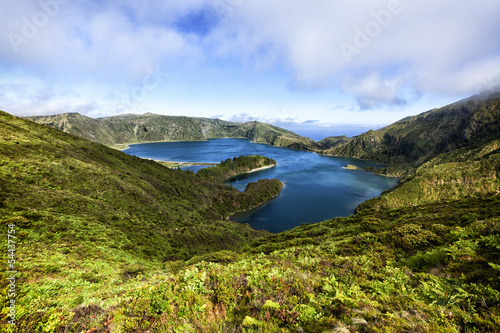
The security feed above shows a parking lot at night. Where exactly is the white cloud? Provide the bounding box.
[208,0,500,106]
[0,1,200,82]
[1,0,500,120]
[226,112,299,126]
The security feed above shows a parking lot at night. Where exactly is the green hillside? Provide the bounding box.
[327,93,500,165]
[318,135,352,149]
[28,113,321,151]
[357,139,500,211]
[0,110,285,330]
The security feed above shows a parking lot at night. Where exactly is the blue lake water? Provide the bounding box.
[125,139,398,233]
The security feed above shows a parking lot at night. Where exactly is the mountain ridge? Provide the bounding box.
[27,112,321,151]
[325,92,500,165]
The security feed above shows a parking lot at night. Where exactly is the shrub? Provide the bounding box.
[392,224,439,250]
[431,223,450,235]
[263,300,280,311]
[406,248,448,271]
[242,316,261,327]
[23,210,43,220]
[122,263,146,279]
[81,270,100,283]
[18,231,29,240]
[361,217,383,232]
[460,213,478,226]
[2,216,31,228]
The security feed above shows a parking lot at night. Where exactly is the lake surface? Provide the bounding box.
[125,139,398,233]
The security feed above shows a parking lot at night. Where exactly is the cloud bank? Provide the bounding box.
[1,0,500,117]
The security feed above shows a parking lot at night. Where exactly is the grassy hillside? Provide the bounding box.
[318,135,352,149]
[327,93,500,165]
[229,121,321,151]
[0,110,286,330]
[0,111,285,260]
[358,140,500,211]
[28,113,320,151]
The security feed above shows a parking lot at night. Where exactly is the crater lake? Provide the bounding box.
[125,138,398,233]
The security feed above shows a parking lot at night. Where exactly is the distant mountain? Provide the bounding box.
[28,112,321,151]
[318,135,352,149]
[327,93,500,165]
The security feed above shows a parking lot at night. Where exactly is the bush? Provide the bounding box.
[361,217,383,232]
[406,248,448,271]
[2,216,31,228]
[122,263,146,279]
[81,271,100,283]
[460,213,478,226]
[392,224,439,250]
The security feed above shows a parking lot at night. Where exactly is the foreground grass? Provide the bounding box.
[8,196,499,332]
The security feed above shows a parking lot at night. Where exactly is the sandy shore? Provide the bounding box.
[247,164,277,173]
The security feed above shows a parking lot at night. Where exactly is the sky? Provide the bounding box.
[1,0,500,138]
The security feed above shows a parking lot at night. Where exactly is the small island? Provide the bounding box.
[197,155,277,182]
[343,164,362,170]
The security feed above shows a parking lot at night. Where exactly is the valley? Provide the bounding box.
[0,92,499,332]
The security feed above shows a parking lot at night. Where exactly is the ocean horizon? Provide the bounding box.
[281,124,385,141]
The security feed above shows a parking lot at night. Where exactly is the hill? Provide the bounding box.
[318,135,352,149]
[27,112,321,151]
[326,92,500,165]
[0,110,285,329]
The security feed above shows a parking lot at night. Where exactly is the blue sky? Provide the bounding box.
[1,0,500,137]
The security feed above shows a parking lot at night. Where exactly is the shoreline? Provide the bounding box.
[226,181,284,222]
[223,164,277,182]
[246,164,277,173]
[153,160,218,168]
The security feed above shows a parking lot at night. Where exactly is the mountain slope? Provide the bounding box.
[0,110,289,260]
[28,112,321,151]
[357,139,500,211]
[318,135,352,149]
[328,93,500,165]
[0,110,287,329]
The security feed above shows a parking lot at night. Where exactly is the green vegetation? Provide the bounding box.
[28,113,320,151]
[2,92,500,332]
[197,155,276,183]
[343,164,362,171]
[318,135,352,149]
[358,139,500,211]
[0,110,284,331]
